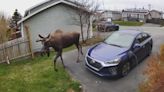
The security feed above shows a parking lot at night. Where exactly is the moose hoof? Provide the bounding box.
[76,60,79,63]
[76,60,81,63]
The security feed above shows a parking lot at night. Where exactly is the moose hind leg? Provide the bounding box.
[59,51,65,68]
[54,52,60,71]
[75,44,80,63]
[79,44,83,55]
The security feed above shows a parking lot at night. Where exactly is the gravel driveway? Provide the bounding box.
[57,25,164,92]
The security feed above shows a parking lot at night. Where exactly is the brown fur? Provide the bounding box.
[37,29,83,71]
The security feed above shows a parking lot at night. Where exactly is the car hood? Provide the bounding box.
[89,43,128,62]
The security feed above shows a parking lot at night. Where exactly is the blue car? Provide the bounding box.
[85,30,153,77]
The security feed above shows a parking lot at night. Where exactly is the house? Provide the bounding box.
[122,8,150,22]
[149,10,163,19]
[101,10,122,21]
[18,0,93,52]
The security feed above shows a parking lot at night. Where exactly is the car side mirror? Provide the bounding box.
[134,43,141,48]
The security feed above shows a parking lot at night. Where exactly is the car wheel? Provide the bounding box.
[130,57,137,68]
[116,26,119,30]
[97,27,101,32]
[106,27,110,32]
[148,44,152,56]
[121,62,131,77]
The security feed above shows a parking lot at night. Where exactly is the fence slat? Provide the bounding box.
[0,37,32,64]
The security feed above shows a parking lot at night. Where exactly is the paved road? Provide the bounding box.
[142,23,161,27]
[57,26,164,92]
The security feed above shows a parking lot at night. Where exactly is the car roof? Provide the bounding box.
[117,30,142,36]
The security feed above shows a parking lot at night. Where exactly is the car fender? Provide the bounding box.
[127,50,138,67]
[87,43,100,56]
[117,52,129,74]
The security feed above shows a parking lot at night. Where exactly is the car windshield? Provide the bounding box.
[104,32,135,48]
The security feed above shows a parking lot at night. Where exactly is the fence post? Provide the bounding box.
[6,56,10,64]
[25,26,34,59]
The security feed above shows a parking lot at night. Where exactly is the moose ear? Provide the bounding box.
[47,34,50,38]
[38,34,44,39]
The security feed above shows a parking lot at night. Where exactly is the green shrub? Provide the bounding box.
[113,21,144,26]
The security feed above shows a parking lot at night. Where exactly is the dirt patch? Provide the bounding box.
[80,36,104,46]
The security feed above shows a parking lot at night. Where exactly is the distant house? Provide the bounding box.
[18,0,92,52]
[101,10,122,21]
[149,10,163,19]
[122,9,150,22]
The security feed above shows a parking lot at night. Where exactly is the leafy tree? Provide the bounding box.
[9,9,22,31]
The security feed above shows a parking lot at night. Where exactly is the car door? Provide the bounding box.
[132,34,145,61]
[141,33,152,56]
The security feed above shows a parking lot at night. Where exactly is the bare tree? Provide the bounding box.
[84,0,100,39]
[0,14,9,43]
[72,0,100,42]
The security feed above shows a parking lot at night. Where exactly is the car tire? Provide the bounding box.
[130,57,137,68]
[120,62,131,77]
[148,44,152,56]
[97,27,101,32]
[106,27,110,32]
[116,26,119,30]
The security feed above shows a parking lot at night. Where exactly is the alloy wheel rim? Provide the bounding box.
[122,62,130,76]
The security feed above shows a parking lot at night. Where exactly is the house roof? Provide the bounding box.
[25,0,55,15]
[18,0,86,24]
[150,10,163,14]
[104,10,122,14]
[122,9,149,14]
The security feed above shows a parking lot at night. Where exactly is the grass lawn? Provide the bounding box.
[0,46,81,92]
[113,21,144,26]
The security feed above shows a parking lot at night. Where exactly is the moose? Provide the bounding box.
[36,29,83,71]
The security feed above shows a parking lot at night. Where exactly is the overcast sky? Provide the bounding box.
[0,0,163,17]
[102,0,164,11]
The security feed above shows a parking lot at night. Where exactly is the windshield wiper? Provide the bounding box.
[108,43,123,48]
[103,41,123,48]
[103,41,108,44]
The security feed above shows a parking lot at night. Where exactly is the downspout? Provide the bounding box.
[21,23,24,38]
[89,15,93,38]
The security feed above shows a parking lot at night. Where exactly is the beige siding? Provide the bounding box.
[150,11,162,19]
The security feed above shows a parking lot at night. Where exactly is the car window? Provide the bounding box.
[142,33,150,41]
[135,34,144,44]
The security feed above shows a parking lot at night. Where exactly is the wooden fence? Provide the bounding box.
[0,26,34,64]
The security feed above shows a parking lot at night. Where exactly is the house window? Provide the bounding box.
[139,14,144,19]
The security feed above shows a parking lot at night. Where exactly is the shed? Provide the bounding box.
[18,0,93,52]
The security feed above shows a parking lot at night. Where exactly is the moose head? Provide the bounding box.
[36,34,51,57]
